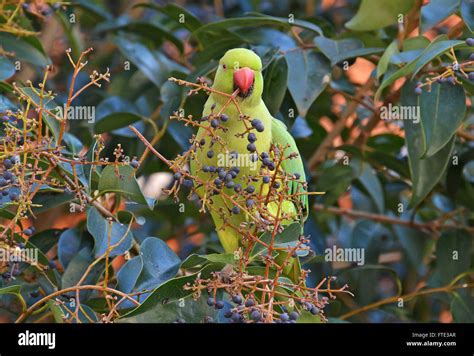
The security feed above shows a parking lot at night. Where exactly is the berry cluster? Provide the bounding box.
[414,39,474,95]
[134,76,353,323]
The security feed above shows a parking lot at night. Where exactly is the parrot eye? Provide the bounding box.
[222,64,227,70]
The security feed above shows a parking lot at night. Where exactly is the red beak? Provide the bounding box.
[233,67,254,95]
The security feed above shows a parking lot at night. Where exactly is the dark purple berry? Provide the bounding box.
[207,297,215,307]
[130,159,139,169]
[245,298,255,307]
[245,185,255,194]
[3,159,13,169]
[210,119,219,128]
[231,313,241,322]
[310,307,320,315]
[232,206,240,214]
[289,311,299,320]
[247,143,256,152]
[220,114,229,122]
[262,176,270,184]
[250,310,261,321]
[465,38,474,46]
[247,133,257,143]
[215,301,225,309]
[280,313,289,321]
[182,179,193,188]
[414,87,422,95]
[251,119,262,128]
[207,150,214,158]
[232,295,243,305]
[23,228,33,236]
[173,172,182,180]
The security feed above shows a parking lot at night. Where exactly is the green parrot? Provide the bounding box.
[189,48,308,264]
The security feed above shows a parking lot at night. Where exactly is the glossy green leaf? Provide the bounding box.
[102,21,184,53]
[0,57,15,81]
[0,33,50,67]
[377,40,399,79]
[94,112,142,134]
[420,0,460,33]
[263,56,288,115]
[251,223,301,258]
[285,49,331,117]
[86,207,133,258]
[461,0,474,32]
[401,82,456,208]
[346,0,415,31]
[193,16,322,44]
[429,229,472,286]
[451,290,474,322]
[357,163,384,213]
[133,3,203,32]
[0,285,26,312]
[417,82,466,157]
[114,36,188,87]
[118,294,217,323]
[98,165,153,209]
[314,37,383,65]
[120,264,224,318]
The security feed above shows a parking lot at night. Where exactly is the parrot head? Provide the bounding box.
[212,48,263,104]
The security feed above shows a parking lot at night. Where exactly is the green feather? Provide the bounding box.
[270,118,309,224]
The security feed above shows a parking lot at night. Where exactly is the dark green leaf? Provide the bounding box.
[263,56,288,115]
[420,0,460,33]
[98,165,153,209]
[417,82,466,157]
[86,207,133,258]
[0,57,15,81]
[285,49,331,117]
[0,33,50,67]
[429,229,472,286]
[118,294,217,323]
[461,0,474,32]
[314,37,383,65]
[345,0,415,31]
[251,223,301,259]
[133,3,203,32]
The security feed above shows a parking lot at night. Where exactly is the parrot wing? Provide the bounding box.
[270,118,309,224]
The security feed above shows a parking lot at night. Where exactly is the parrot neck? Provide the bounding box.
[210,92,262,109]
